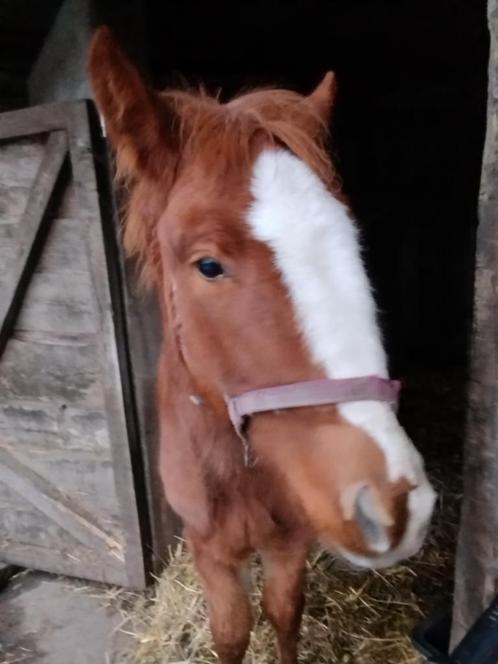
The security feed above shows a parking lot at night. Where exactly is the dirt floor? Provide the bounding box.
[0,571,131,664]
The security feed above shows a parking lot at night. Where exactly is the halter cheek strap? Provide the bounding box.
[225,376,401,438]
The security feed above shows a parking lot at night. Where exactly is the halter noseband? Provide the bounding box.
[225,376,401,449]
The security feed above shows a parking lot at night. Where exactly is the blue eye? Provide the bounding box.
[196,257,225,280]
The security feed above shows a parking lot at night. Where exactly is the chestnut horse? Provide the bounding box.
[89,28,435,664]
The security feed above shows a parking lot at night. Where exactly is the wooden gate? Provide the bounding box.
[0,101,150,588]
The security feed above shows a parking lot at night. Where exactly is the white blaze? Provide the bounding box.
[247,149,435,561]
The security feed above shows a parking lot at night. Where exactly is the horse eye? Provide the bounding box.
[196,257,225,280]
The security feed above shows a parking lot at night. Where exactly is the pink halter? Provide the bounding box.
[226,375,401,437]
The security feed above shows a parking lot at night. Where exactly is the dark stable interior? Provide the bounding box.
[144,0,489,381]
[142,2,489,618]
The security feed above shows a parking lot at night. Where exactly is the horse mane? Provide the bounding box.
[121,85,341,288]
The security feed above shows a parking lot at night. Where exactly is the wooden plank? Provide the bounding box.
[0,539,127,586]
[0,222,17,246]
[0,218,89,278]
[0,102,73,139]
[0,401,110,453]
[15,271,98,337]
[0,338,104,407]
[0,401,60,435]
[0,136,45,187]
[0,423,108,455]
[0,185,32,224]
[0,498,98,552]
[452,0,498,645]
[0,452,118,527]
[11,447,120,521]
[37,217,90,273]
[120,255,180,569]
[0,130,68,356]
[100,168,172,572]
[0,448,123,559]
[0,485,127,585]
[55,182,80,217]
[6,329,95,345]
[100,122,178,571]
[65,101,147,588]
[0,136,44,161]
[0,223,18,278]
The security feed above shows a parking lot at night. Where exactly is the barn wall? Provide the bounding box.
[452,0,497,646]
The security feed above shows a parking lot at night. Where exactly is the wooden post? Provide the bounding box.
[452,0,498,646]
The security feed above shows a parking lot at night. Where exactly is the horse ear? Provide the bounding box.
[341,482,393,554]
[88,26,179,181]
[307,71,337,123]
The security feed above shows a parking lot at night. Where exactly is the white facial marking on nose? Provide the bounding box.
[247,148,433,490]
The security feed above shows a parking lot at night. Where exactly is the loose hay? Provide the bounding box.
[115,370,462,664]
